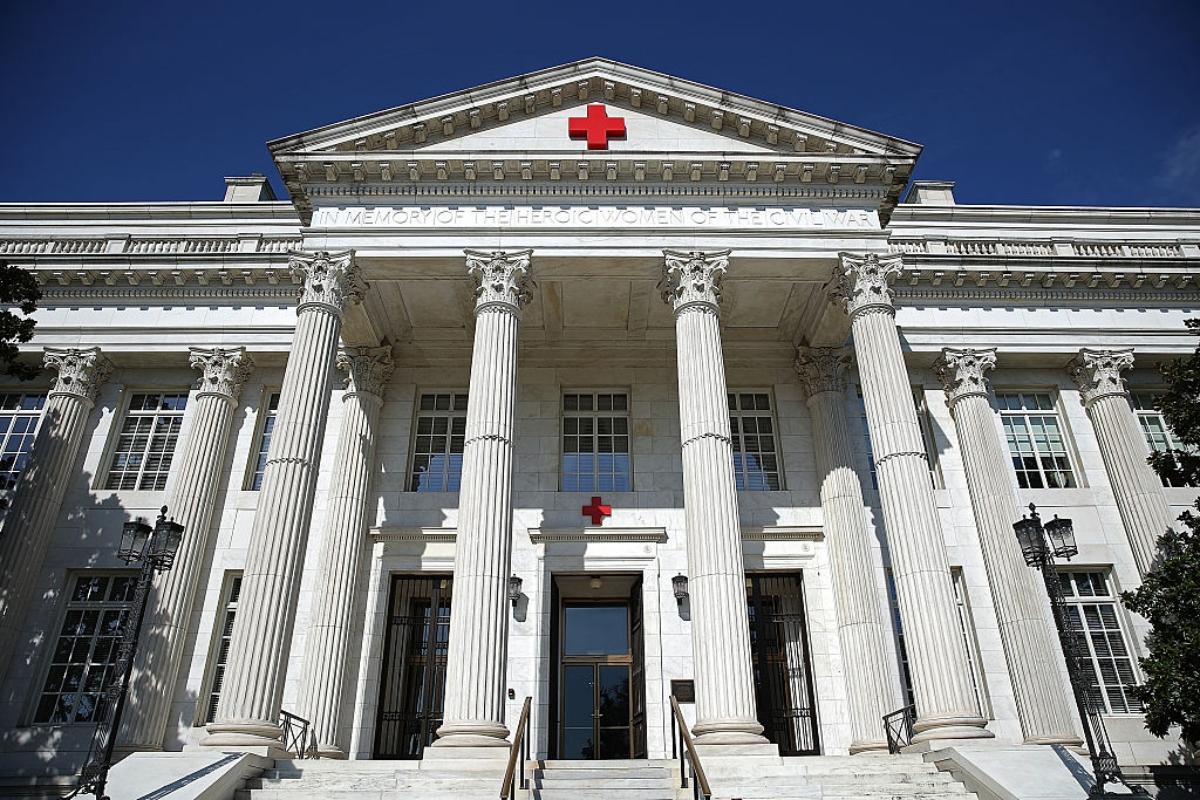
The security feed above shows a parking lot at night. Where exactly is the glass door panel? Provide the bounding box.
[561,664,597,759]
[597,664,631,759]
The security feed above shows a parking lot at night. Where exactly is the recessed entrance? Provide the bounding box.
[549,574,646,759]
[373,574,452,759]
[747,572,820,755]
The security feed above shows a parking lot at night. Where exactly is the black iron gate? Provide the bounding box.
[373,575,452,759]
[746,573,820,755]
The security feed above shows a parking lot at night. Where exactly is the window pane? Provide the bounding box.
[410,393,468,492]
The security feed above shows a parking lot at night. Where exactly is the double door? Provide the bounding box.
[553,576,646,759]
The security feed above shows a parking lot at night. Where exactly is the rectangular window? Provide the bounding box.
[201,573,242,724]
[409,392,467,492]
[105,392,189,491]
[951,568,992,719]
[729,392,782,491]
[248,392,280,491]
[1059,570,1141,714]
[0,392,46,500]
[1130,392,1194,487]
[561,391,631,492]
[34,573,135,724]
[996,392,1077,489]
[884,567,916,709]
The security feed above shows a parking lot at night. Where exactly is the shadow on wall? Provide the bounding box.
[0,469,199,783]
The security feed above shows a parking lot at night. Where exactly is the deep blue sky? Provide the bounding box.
[2,1,1198,208]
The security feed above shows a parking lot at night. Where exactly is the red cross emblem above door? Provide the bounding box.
[582,496,612,525]
[568,104,627,150]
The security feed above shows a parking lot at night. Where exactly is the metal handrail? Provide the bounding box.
[669,695,712,800]
[500,696,532,800]
[279,710,317,759]
[883,705,916,754]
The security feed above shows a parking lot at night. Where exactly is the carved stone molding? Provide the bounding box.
[288,250,367,314]
[337,346,395,398]
[1068,347,1135,406]
[660,249,730,312]
[528,527,669,544]
[464,249,534,311]
[933,347,998,408]
[832,252,904,317]
[43,347,113,403]
[189,347,254,402]
[795,346,851,397]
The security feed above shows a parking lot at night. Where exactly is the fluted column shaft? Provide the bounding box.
[662,250,765,745]
[120,348,254,750]
[835,253,990,743]
[0,347,112,687]
[206,251,365,750]
[435,249,532,748]
[934,348,1079,745]
[796,347,893,753]
[298,346,393,757]
[1069,348,1174,576]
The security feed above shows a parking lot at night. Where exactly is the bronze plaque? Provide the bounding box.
[670,679,695,703]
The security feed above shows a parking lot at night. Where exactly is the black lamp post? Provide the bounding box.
[1012,503,1145,798]
[78,507,184,800]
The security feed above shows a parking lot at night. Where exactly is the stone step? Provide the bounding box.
[533,776,671,788]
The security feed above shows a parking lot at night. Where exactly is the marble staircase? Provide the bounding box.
[235,754,980,800]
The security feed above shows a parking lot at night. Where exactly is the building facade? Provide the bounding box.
[0,58,1196,792]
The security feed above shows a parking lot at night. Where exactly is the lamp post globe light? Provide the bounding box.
[1011,503,1145,798]
[77,507,184,800]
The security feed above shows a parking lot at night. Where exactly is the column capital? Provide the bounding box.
[1068,347,1134,406]
[465,249,534,312]
[795,346,851,397]
[288,250,367,314]
[933,347,997,408]
[337,346,394,399]
[189,347,254,402]
[43,347,113,404]
[660,249,730,313]
[832,252,904,318]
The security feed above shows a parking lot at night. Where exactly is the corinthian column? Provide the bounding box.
[205,251,365,750]
[1068,348,1174,576]
[795,346,892,753]
[834,253,990,743]
[434,249,532,748]
[661,249,765,746]
[0,348,112,686]
[117,347,253,750]
[933,348,1079,745]
[298,345,393,757]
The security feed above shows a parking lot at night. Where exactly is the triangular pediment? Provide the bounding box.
[269,57,922,222]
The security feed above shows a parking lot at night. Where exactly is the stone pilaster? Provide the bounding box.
[298,345,393,757]
[834,253,991,743]
[205,251,365,750]
[661,249,766,745]
[795,346,892,753]
[434,249,532,748]
[0,347,112,686]
[933,347,1079,745]
[1068,348,1174,576]
[120,347,254,750]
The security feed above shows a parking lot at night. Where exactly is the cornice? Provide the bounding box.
[369,527,456,542]
[0,202,299,223]
[889,204,1200,227]
[528,527,669,543]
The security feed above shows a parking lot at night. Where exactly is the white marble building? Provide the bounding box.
[0,58,1196,795]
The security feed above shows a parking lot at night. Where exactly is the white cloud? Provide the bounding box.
[1158,125,1200,203]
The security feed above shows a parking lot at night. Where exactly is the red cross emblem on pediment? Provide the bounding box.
[582,496,612,525]
[568,104,627,150]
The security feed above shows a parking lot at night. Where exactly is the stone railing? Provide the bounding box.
[890,238,1192,259]
[0,235,302,257]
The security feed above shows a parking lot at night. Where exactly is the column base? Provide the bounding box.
[912,713,994,743]
[849,739,891,755]
[431,720,511,748]
[692,718,769,746]
[315,744,347,759]
[1024,734,1085,748]
[201,721,284,752]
